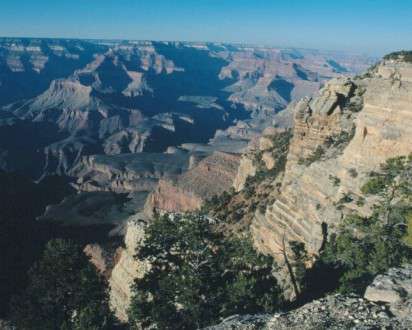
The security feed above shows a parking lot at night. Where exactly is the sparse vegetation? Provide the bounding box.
[348,168,358,178]
[202,189,235,213]
[383,50,412,63]
[254,130,292,175]
[356,196,366,207]
[319,155,412,294]
[202,130,292,228]
[299,146,325,166]
[404,212,412,247]
[258,202,268,214]
[357,63,379,79]
[329,175,341,187]
[325,127,356,149]
[338,192,354,205]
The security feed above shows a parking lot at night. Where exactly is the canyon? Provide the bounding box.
[6,38,412,328]
[0,38,374,227]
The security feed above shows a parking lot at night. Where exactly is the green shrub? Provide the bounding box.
[356,197,365,207]
[361,176,386,195]
[320,155,412,294]
[128,214,282,329]
[299,146,325,166]
[325,128,356,149]
[348,168,358,178]
[404,212,412,248]
[329,175,341,187]
[338,193,353,204]
[9,239,114,330]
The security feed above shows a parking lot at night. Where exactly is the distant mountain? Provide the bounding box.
[0,38,375,179]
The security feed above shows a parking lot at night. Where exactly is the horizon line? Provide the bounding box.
[0,35,380,57]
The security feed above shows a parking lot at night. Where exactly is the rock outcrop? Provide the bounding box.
[147,179,204,213]
[206,294,409,330]
[251,58,412,259]
[233,156,257,192]
[109,216,150,322]
[233,125,292,192]
[147,151,241,213]
[364,264,412,321]
[207,264,412,329]
[84,243,117,279]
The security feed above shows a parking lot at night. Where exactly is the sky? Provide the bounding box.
[1,0,411,55]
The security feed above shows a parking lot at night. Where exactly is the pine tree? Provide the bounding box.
[128,214,281,329]
[321,155,412,294]
[9,239,114,330]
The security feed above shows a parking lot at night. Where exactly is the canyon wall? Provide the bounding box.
[147,151,241,214]
[251,59,412,258]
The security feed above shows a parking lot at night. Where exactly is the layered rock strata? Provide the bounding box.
[147,151,241,213]
[71,152,191,193]
[0,38,374,179]
[251,59,412,259]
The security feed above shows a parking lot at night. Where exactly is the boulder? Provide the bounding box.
[365,265,412,303]
[364,264,412,320]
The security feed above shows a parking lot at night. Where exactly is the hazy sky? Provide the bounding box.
[1,0,411,55]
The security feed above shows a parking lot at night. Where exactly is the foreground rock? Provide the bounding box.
[109,216,150,321]
[84,243,118,279]
[206,294,409,329]
[364,264,412,321]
